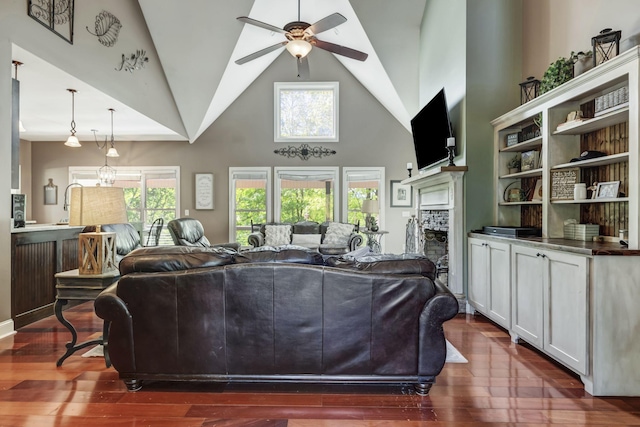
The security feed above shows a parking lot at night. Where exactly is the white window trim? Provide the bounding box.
[68,165,180,224]
[342,167,386,231]
[274,81,339,143]
[274,166,340,222]
[228,167,272,242]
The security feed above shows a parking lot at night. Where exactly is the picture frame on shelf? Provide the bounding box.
[521,150,540,171]
[595,181,620,199]
[390,180,413,207]
[195,173,214,210]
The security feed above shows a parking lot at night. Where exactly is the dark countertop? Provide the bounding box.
[468,231,640,256]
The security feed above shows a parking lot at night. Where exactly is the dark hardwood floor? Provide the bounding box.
[1,303,639,426]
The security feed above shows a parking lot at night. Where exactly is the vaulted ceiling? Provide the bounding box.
[15,0,426,143]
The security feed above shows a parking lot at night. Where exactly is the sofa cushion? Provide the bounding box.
[291,233,322,247]
[238,245,324,265]
[323,222,354,245]
[119,246,236,275]
[265,224,291,246]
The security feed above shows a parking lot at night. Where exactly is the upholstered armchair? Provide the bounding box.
[167,218,240,251]
[247,220,362,255]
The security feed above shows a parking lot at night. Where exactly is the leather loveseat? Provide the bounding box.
[94,246,458,394]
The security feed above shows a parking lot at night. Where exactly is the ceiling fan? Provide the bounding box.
[235,0,368,79]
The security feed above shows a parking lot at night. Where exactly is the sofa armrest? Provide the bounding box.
[417,279,459,379]
[247,232,264,248]
[347,233,363,251]
[94,283,136,373]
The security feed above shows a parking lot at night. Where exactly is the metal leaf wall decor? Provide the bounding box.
[28,0,75,44]
[115,49,149,72]
[274,144,337,161]
[86,10,121,47]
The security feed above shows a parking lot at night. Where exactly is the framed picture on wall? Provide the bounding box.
[390,180,413,207]
[195,173,214,210]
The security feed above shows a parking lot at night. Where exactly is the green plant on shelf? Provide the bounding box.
[540,56,574,94]
[507,154,521,172]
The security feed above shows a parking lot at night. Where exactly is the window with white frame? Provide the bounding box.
[274,167,339,223]
[342,167,385,232]
[274,82,339,142]
[228,167,271,244]
[68,166,180,244]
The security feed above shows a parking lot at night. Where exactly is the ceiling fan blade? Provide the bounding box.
[235,41,287,65]
[312,39,368,61]
[237,16,288,34]
[305,12,347,35]
[297,56,310,80]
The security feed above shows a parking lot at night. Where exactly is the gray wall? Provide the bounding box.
[30,50,416,251]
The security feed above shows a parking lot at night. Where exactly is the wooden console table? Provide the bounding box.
[54,268,119,367]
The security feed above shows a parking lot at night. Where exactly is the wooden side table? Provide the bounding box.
[361,230,389,253]
[54,268,120,367]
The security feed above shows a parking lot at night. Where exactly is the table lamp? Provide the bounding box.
[361,199,379,231]
[69,186,127,275]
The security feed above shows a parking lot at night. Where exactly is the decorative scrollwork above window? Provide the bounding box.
[274,143,336,161]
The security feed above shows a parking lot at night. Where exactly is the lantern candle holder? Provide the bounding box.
[592,28,622,66]
[519,76,540,105]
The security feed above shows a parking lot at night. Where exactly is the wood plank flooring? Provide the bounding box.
[1,302,639,426]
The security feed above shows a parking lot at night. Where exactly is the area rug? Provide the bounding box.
[445,340,468,363]
[84,341,468,363]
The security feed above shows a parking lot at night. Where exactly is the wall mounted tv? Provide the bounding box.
[410,88,453,170]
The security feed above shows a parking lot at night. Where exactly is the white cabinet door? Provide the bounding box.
[511,245,544,349]
[487,241,511,328]
[544,250,588,374]
[468,238,488,314]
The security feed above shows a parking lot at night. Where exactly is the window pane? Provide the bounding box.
[275,82,338,142]
[231,169,269,244]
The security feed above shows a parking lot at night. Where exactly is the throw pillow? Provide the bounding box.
[264,224,291,246]
[291,233,322,247]
[323,222,354,246]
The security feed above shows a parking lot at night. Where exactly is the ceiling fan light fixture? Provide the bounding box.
[286,39,312,59]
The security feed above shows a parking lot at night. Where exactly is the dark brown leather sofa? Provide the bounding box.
[94,246,458,394]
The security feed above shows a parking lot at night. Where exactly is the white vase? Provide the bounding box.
[574,183,587,200]
[574,57,594,76]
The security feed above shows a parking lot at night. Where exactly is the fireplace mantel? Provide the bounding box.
[402,166,467,297]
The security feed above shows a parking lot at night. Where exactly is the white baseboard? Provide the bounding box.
[0,319,16,340]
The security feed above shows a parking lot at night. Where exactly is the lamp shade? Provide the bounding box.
[69,187,127,226]
[361,199,379,214]
[64,135,81,148]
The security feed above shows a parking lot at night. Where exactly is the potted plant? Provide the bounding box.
[540,56,574,94]
[507,155,521,174]
[572,50,594,76]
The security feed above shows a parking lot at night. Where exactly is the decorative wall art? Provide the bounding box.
[44,178,58,205]
[390,180,413,207]
[195,173,214,210]
[116,49,149,72]
[28,0,75,44]
[86,10,121,47]
[274,144,336,161]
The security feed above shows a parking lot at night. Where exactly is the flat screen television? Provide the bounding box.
[410,88,453,170]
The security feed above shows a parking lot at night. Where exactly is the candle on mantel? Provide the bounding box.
[407,162,413,170]
[447,137,456,147]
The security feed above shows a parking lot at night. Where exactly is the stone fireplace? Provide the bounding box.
[402,166,467,297]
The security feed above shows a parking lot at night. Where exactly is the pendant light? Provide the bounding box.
[64,89,81,147]
[106,108,119,157]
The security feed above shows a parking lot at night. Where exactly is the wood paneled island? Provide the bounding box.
[11,225,83,329]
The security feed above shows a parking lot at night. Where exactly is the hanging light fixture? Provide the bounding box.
[64,89,81,148]
[94,108,118,186]
[286,39,312,59]
[106,108,119,157]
